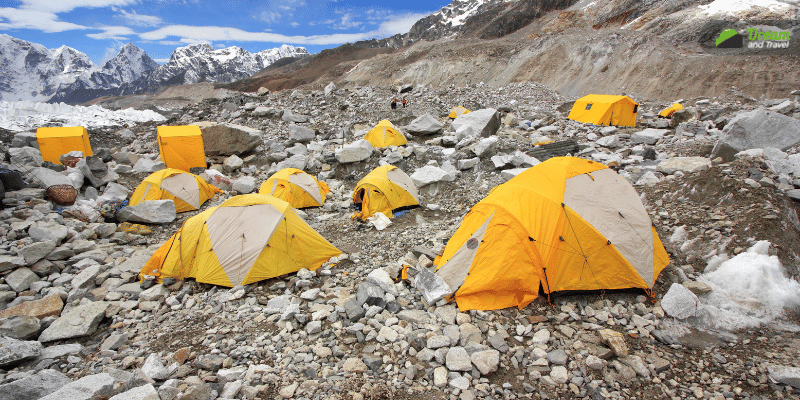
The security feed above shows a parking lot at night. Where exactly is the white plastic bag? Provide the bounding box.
[366,212,392,231]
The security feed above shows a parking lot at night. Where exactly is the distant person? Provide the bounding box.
[391,98,398,110]
[402,98,407,108]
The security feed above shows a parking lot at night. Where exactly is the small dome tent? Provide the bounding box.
[363,120,407,148]
[130,169,220,213]
[353,165,419,220]
[432,157,669,311]
[567,95,639,127]
[157,125,207,172]
[448,106,470,119]
[140,194,342,287]
[36,127,93,164]
[259,168,329,208]
[659,103,684,118]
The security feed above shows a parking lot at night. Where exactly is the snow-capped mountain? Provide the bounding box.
[0,34,95,103]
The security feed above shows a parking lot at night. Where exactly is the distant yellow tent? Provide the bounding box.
[353,165,419,220]
[449,106,470,119]
[130,169,220,213]
[140,194,342,287]
[659,103,684,118]
[363,120,407,148]
[432,157,669,311]
[36,127,93,164]
[568,95,639,127]
[259,168,329,208]
[157,126,207,172]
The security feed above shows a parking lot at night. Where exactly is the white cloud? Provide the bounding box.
[158,40,184,46]
[331,13,362,30]
[290,22,300,27]
[16,0,137,14]
[86,25,136,40]
[114,8,163,27]
[0,8,87,32]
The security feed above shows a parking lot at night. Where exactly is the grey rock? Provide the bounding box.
[768,365,800,389]
[0,369,71,400]
[101,333,127,351]
[0,335,42,367]
[547,349,568,365]
[0,256,26,273]
[11,131,37,148]
[397,309,430,325]
[487,334,509,353]
[344,298,366,322]
[132,158,166,173]
[657,157,710,175]
[457,157,480,170]
[335,139,374,163]
[713,108,800,161]
[470,137,499,158]
[77,156,117,187]
[9,147,43,168]
[71,263,101,291]
[116,200,176,224]
[366,268,398,296]
[470,349,500,375]
[282,110,309,123]
[288,124,316,143]
[232,176,257,194]
[413,268,451,305]
[109,384,159,400]
[788,189,800,202]
[19,241,57,266]
[324,82,336,96]
[660,283,698,319]
[141,353,173,380]
[0,315,40,339]
[5,268,39,292]
[411,165,452,187]
[406,115,444,136]
[446,347,472,371]
[29,168,75,189]
[596,134,620,148]
[197,122,262,156]
[37,343,83,360]
[38,372,114,400]
[28,222,69,244]
[139,285,169,302]
[631,128,669,145]
[452,109,500,137]
[39,301,109,342]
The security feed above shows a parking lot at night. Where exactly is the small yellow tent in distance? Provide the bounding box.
[432,157,669,311]
[363,120,407,148]
[352,165,419,220]
[659,103,684,118]
[157,125,207,172]
[130,169,220,213]
[259,168,329,208]
[36,127,93,164]
[448,106,470,119]
[140,194,342,287]
[568,95,639,127]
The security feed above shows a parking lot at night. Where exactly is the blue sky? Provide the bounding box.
[0,0,450,65]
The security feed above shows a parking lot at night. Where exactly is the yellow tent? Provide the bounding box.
[130,169,220,213]
[259,168,329,208]
[36,127,93,164]
[353,165,419,220]
[659,103,684,118]
[157,126,207,172]
[432,157,669,311]
[140,194,342,287]
[567,95,639,127]
[363,120,407,148]
[448,106,470,119]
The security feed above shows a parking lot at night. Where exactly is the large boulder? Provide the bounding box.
[335,140,374,163]
[324,82,336,96]
[132,158,166,173]
[406,115,444,136]
[712,108,800,161]
[29,168,75,189]
[232,176,257,194]
[0,255,25,273]
[0,315,41,339]
[9,147,43,168]
[196,122,262,156]
[660,283,698,319]
[5,268,39,292]
[0,369,72,400]
[288,124,316,143]
[410,166,452,187]
[0,294,64,319]
[38,373,114,400]
[452,109,500,137]
[0,335,42,367]
[76,156,118,187]
[11,131,37,148]
[631,129,669,145]
[116,200,176,224]
[38,301,110,342]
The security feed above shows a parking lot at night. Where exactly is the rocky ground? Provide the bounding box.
[1,82,800,400]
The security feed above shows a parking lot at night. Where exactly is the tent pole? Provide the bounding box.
[542,267,553,306]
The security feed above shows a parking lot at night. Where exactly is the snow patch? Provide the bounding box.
[699,0,797,16]
[696,241,800,330]
[0,101,166,132]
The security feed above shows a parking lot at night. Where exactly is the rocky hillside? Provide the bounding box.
[1,79,800,399]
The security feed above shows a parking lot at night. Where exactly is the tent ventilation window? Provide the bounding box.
[585,104,593,110]
[633,105,639,113]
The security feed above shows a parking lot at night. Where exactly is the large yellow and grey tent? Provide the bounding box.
[140,194,342,287]
[157,125,207,172]
[567,95,639,127]
[658,103,684,118]
[130,168,220,213]
[259,168,329,208]
[432,157,669,311]
[36,127,93,164]
[353,165,419,220]
[363,120,407,148]
[448,106,470,119]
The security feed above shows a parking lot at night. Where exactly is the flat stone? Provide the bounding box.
[39,301,109,342]
[0,369,71,400]
[0,335,42,367]
[452,108,500,137]
[37,343,83,360]
[132,158,166,173]
[406,115,444,136]
[109,384,159,400]
[768,365,800,389]
[39,373,114,400]
[19,241,57,266]
[631,128,669,145]
[5,268,39,292]
[116,200,176,224]
[682,280,712,295]
[547,349,568,365]
[28,222,69,244]
[0,255,26,273]
[470,349,500,375]
[288,124,316,143]
[657,157,710,174]
[196,122,262,156]
[335,139,374,163]
[231,176,257,194]
[446,347,472,371]
[411,165,451,187]
[0,315,40,339]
